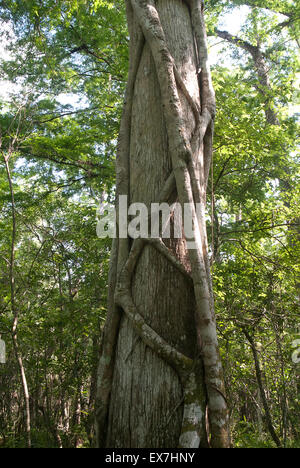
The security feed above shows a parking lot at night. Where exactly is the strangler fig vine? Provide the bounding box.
[95,0,231,449]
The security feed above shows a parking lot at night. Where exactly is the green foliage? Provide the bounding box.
[0,0,299,448]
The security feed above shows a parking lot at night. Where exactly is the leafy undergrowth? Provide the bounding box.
[233,422,300,448]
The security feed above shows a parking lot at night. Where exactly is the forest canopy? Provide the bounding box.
[0,0,299,449]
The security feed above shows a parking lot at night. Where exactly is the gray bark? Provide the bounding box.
[108,0,200,448]
[96,0,230,449]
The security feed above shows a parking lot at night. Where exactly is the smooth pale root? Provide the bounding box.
[209,396,227,413]
[179,431,201,448]
[0,339,5,364]
[184,403,203,422]
[211,418,228,429]
[96,354,111,388]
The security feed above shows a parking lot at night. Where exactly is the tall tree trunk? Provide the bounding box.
[96,0,230,448]
[214,29,279,125]
[2,151,31,449]
[243,329,281,448]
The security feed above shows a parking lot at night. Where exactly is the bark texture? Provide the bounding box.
[96,0,230,448]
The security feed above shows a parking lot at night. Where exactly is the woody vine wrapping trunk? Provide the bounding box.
[95,0,231,448]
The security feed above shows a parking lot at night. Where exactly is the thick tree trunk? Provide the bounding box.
[96,0,230,448]
[107,0,201,448]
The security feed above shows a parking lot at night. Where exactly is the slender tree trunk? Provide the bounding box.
[243,329,281,448]
[214,29,279,126]
[2,152,31,449]
[96,0,230,448]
